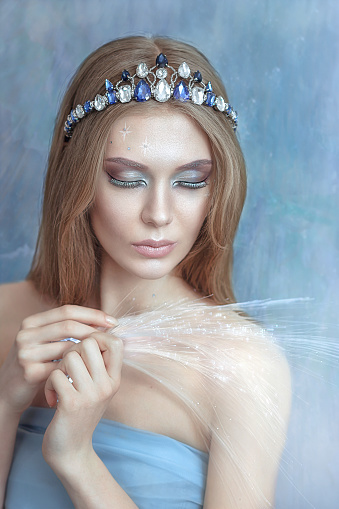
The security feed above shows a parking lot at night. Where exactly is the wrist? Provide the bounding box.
[0,397,23,423]
[45,442,96,480]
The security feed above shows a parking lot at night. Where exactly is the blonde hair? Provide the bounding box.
[28,36,247,305]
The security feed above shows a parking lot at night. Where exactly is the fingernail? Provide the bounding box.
[106,315,118,326]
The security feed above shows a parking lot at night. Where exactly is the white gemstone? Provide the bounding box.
[215,96,225,112]
[156,68,167,79]
[118,85,132,103]
[154,79,171,102]
[75,104,85,118]
[94,95,106,111]
[178,62,190,78]
[191,87,204,105]
[136,62,148,78]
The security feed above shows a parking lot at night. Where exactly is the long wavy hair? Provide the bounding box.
[27,36,247,305]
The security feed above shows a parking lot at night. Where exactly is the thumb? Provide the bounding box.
[44,370,61,408]
[88,332,124,379]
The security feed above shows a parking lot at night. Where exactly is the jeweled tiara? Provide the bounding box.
[64,53,238,139]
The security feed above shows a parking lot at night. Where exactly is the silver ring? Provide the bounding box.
[66,375,74,384]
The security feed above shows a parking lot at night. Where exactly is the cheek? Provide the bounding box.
[90,194,135,236]
[90,193,138,229]
[178,193,209,227]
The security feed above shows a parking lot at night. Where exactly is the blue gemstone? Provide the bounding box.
[70,109,77,122]
[194,71,202,82]
[134,80,151,102]
[66,120,72,127]
[156,53,168,68]
[173,81,190,102]
[121,70,130,81]
[84,101,92,113]
[225,103,232,114]
[107,90,117,104]
[105,79,114,92]
[206,81,213,92]
[205,92,216,107]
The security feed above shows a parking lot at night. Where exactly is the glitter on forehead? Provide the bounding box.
[119,122,132,141]
[140,136,151,156]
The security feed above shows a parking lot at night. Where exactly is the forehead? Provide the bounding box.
[105,109,211,164]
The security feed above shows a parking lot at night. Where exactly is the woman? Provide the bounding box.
[0,36,290,508]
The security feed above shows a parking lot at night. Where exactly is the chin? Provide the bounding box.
[134,269,172,281]
[126,261,177,281]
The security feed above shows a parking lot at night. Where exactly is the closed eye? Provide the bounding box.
[106,172,209,189]
[173,178,209,189]
[106,173,146,189]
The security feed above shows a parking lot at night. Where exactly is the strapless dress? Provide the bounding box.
[5,406,208,508]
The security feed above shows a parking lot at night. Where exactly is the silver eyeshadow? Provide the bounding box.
[104,157,213,190]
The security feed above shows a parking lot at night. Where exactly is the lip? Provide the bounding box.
[133,239,175,248]
[132,239,177,258]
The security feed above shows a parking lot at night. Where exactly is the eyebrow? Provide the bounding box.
[178,159,213,171]
[105,157,146,169]
[104,157,213,171]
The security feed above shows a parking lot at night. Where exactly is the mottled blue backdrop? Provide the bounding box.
[0,1,338,507]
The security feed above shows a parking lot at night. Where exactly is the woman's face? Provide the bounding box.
[90,109,212,281]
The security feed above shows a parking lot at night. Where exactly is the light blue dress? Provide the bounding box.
[5,407,208,508]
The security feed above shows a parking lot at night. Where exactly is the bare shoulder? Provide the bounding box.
[0,280,50,316]
[203,302,290,363]
[202,305,291,506]
[197,303,291,420]
[0,280,52,359]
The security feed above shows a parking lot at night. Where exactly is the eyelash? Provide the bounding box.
[174,180,208,189]
[107,173,208,190]
[108,176,144,188]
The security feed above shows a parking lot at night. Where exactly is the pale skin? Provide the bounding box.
[0,110,291,508]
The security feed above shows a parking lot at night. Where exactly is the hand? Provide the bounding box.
[0,306,117,416]
[42,331,123,473]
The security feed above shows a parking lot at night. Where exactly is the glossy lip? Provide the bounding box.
[132,239,177,258]
[133,239,175,248]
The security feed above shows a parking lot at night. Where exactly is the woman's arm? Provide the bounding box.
[203,340,291,508]
[42,331,139,509]
[51,449,138,509]
[0,401,21,505]
[0,300,117,506]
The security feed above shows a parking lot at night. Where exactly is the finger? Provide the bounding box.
[21,305,118,330]
[60,350,92,390]
[18,320,98,345]
[22,360,65,386]
[45,368,75,407]
[18,339,76,365]
[88,332,124,382]
[64,338,106,382]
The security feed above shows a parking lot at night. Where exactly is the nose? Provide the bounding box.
[141,183,173,227]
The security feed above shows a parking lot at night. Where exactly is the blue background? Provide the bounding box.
[0,1,338,507]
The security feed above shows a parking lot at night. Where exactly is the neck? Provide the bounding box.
[98,255,199,318]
